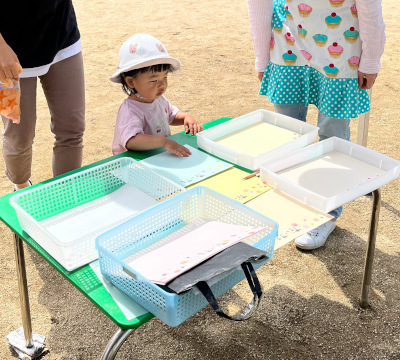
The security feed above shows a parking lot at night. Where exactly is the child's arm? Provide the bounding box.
[170,111,204,136]
[126,134,192,157]
[247,0,273,81]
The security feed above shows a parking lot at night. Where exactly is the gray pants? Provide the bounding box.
[2,52,85,184]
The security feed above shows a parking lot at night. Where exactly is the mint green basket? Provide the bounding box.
[10,157,185,271]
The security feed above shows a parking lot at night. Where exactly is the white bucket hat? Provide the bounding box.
[110,33,181,83]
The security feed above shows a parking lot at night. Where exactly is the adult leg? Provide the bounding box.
[2,77,37,188]
[40,52,85,177]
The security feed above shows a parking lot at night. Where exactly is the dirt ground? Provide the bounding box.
[1,0,399,359]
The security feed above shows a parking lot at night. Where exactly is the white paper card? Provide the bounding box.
[125,221,266,285]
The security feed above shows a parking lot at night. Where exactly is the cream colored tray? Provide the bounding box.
[197,109,319,170]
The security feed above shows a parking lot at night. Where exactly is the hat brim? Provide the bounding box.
[109,56,181,83]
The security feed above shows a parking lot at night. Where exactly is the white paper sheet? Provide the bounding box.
[41,183,157,244]
[124,221,266,285]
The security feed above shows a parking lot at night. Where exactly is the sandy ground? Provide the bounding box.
[1,0,399,359]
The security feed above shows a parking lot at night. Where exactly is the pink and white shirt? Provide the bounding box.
[112,96,179,155]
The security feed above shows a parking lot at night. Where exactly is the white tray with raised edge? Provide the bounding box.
[259,137,400,213]
[196,109,319,170]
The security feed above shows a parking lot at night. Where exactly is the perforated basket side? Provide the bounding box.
[13,208,71,266]
[9,157,185,271]
[97,186,278,326]
[98,246,261,326]
[124,161,185,202]
[11,158,131,222]
[200,188,277,257]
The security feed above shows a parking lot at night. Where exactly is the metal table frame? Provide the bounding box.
[4,118,383,359]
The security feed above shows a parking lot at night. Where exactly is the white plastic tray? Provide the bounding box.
[197,109,319,170]
[260,137,400,213]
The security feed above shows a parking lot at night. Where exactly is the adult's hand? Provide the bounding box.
[0,34,21,79]
[358,72,378,90]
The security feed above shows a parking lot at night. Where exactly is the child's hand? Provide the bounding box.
[358,72,378,90]
[163,138,192,157]
[184,115,204,136]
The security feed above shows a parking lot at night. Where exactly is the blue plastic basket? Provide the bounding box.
[96,186,278,326]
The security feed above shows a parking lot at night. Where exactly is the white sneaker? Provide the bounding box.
[295,220,336,250]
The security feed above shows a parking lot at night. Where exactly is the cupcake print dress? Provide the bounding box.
[260,0,369,119]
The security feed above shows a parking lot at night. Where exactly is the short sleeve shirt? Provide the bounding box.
[0,0,80,69]
[112,96,180,155]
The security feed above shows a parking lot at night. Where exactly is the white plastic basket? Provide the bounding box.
[10,157,185,271]
[96,186,278,327]
[260,137,400,213]
[197,109,319,170]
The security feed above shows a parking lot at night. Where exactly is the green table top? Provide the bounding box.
[0,117,239,330]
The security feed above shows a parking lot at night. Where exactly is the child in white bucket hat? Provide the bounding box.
[110,34,203,157]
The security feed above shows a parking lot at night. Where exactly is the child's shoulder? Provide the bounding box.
[116,98,143,122]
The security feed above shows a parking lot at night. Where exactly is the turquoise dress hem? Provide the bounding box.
[260,62,370,119]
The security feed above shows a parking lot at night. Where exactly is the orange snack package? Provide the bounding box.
[0,63,23,124]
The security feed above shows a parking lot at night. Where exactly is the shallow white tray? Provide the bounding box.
[197,109,319,170]
[260,137,400,213]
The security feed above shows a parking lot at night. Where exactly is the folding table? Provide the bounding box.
[0,117,382,359]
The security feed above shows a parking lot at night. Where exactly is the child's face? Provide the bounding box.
[126,70,169,103]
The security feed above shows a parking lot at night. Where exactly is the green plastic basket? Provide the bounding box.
[10,157,185,271]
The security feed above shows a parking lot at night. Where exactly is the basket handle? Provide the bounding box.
[196,262,262,321]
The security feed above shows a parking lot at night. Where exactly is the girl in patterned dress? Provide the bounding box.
[247,0,385,249]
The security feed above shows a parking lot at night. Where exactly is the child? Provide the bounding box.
[110,33,203,157]
[247,0,385,249]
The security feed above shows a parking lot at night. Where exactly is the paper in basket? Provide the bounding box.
[124,220,266,285]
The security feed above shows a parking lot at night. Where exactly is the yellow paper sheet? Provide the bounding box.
[245,190,333,250]
[187,168,272,203]
[216,122,301,157]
